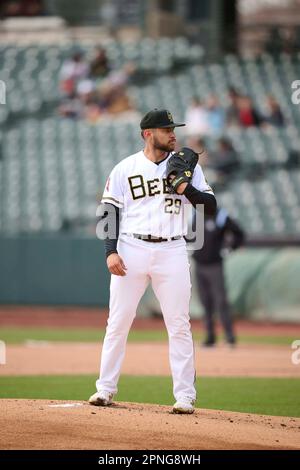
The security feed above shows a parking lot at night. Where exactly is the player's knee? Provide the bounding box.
[166,318,191,338]
[106,316,135,336]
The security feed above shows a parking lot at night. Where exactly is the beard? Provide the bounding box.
[153,135,175,152]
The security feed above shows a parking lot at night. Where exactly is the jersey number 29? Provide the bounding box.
[164,198,182,214]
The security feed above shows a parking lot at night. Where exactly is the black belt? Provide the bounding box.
[129,234,182,243]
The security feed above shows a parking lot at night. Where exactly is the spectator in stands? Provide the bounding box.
[76,78,95,98]
[59,52,89,98]
[192,208,245,347]
[58,92,84,119]
[97,62,136,115]
[208,138,240,185]
[206,95,225,137]
[262,96,285,127]
[184,97,209,138]
[226,87,241,127]
[59,57,137,121]
[237,95,261,127]
[89,46,110,80]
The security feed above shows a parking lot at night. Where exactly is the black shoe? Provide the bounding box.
[202,338,216,347]
[227,337,236,348]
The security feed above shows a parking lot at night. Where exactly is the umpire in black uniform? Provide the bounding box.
[193,207,244,346]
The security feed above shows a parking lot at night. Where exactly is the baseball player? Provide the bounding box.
[89,109,216,414]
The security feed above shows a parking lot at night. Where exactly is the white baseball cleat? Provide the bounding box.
[173,397,195,414]
[89,390,114,406]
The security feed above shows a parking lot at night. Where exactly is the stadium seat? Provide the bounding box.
[1,43,300,235]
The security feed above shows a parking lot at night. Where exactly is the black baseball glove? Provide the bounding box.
[166,147,199,194]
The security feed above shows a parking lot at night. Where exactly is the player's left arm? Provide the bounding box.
[177,164,217,215]
[98,165,127,275]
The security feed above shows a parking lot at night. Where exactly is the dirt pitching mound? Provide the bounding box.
[0,399,299,450]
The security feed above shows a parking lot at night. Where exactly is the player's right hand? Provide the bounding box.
[107,253,127,276]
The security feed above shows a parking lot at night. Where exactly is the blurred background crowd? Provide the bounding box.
[0,0,299,236]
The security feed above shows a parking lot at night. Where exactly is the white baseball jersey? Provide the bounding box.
[101,150,214,238]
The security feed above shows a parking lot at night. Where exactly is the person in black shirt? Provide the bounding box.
[192,207,244,347]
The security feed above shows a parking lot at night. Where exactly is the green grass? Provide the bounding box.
[0,375,299,417]
[0,327,296,346]
[0,328,167,344]
[237,335,296,346]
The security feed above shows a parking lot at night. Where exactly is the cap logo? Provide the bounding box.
[184,170,192,177]
[167,111,174,123]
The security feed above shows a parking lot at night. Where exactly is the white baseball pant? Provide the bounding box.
[96,234,196,401]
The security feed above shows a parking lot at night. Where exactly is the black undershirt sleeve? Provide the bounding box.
[97,203,120,258]
[183,183,217,215]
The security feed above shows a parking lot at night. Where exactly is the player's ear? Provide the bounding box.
[142,129,151,140]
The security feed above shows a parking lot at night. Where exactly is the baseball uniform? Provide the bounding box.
[90,109,216,413]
